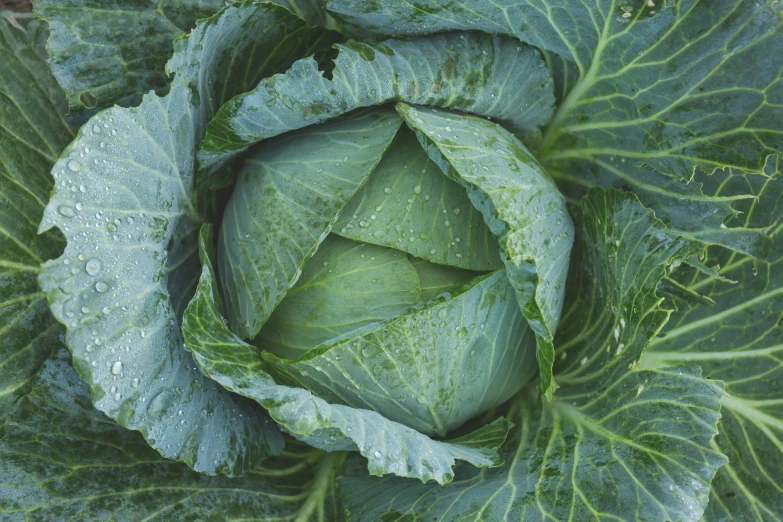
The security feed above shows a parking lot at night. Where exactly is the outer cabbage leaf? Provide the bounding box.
[198,31,555,185]
[642,164,783,520]
[218,107,402,339]
[398,104,573,399]
[327,0,783,259]
[33,0,333,112]
[33,0,228,111]
[0,12,72,415]
[334,126,503,271]
[0,354,346,521]
[36,1,336,476]
[183,225,511,485]
[340,189,727,522]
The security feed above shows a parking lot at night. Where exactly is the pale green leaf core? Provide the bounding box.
[254,234,423,360]
[262,263,536,437]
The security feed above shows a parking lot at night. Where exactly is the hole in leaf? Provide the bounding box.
[79,91,97,108]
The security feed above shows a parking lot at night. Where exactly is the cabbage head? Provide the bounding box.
[1,1,781,520]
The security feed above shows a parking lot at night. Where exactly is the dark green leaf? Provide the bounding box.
[642,164,783,520]
[33,0,227,110]
[0,12,72,415]
[0,354,346,521]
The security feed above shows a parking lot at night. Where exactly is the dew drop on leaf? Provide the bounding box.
[85,259,102,276]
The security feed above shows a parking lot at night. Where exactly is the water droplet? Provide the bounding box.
[93,124,102,134]
[361,347,373,358]
[429,249,436,255]
[132,378,140,387]
[58,205,76,217]
[114,392,122,401]
[413,185,422,195]
[85,259,102,276]
[452,208,461,215]
[111,361,123,375]
[95,281,109,293]
[384,187,392,194]
[416,395,427,404]
[67,159,82,171]
[374,450,382,459]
